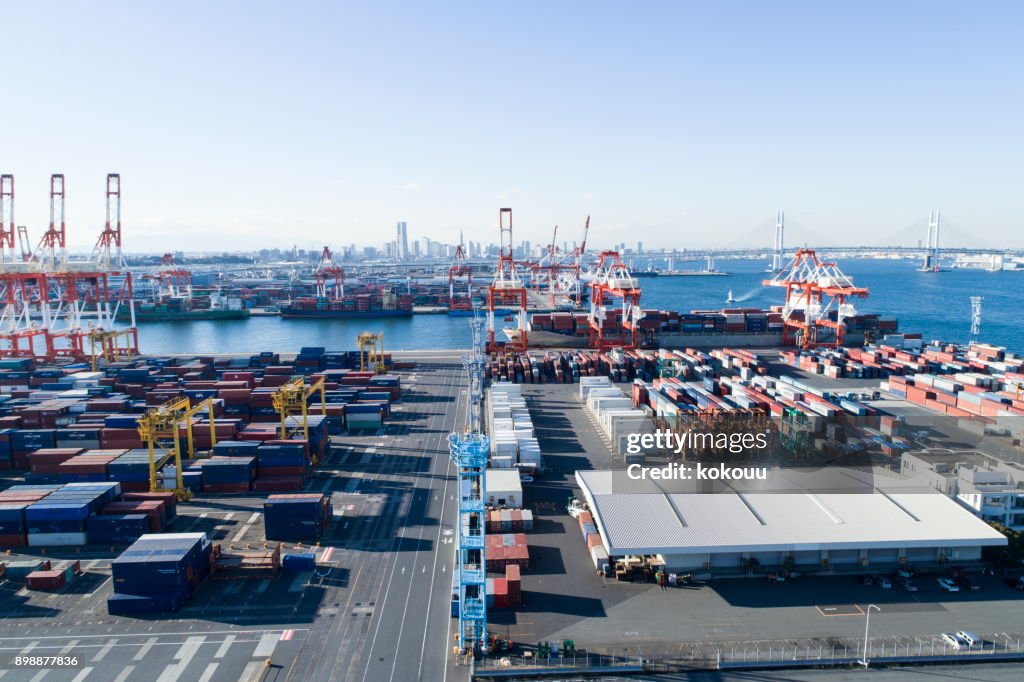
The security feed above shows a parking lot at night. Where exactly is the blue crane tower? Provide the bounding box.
[449,317,489,653]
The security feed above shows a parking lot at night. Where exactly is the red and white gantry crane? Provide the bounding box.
[587,249,643,350]
[314,246,345,300]
[486,208,528,353]
[762,248,867,348]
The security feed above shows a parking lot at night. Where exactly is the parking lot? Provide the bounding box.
[499,382,1024,663]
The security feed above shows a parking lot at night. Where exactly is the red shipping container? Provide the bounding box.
[0,533,26,547]
[100,429,144,449]
[101,500,166,530]
[252,476,304,492]
[28,448,84,474]
[202,482,252,494]
[257,465,307,477]
[25,570,66,591]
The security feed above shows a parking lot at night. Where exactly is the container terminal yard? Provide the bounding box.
[0,185,1023,680]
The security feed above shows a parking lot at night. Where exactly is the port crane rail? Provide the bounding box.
[763,248,867,348]
[137,397,219,501]
[588,249,643,350]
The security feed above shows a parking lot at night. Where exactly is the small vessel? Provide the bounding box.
[726,289,735,304]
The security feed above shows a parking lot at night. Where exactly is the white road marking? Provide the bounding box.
[0,631,295,645]
[20,642,40,655]
[59,640,79,655]
[112,667,135,682]
[240,662,265,680]
[133,637,157,660]
[70,668,93,682]
[247,512,261,524]
[92,638,117,662]
[253,632,278,658]
[214,635,235,659]
[156,636,205,682]
[198,663,219,682]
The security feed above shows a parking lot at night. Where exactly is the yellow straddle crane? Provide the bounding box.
[272,377,326,458]
[357,331,386,374]
[88,329,137,371]
[136,397,218,501]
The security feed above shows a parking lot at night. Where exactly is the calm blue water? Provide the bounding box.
[136,259,1023,354]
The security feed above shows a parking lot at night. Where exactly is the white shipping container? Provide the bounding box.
[591,545,609,569]
[27,532,88,547]
[588,397,633,413]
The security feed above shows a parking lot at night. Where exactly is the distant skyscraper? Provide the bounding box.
[396,221,409,260]
[637,241,644,253]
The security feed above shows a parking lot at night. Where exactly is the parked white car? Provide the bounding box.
[937,578,960,592]
[955,630,981,648]
[941,633,964,650]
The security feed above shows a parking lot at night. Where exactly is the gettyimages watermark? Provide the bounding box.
[624,429,771,456]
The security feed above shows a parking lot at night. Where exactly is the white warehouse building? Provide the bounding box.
[575,470,1007,574]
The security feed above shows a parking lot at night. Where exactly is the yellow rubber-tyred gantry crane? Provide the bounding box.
[136,397,219,501]
[271,376,326,457]
[357,331,386,374]
[88,329,137,371]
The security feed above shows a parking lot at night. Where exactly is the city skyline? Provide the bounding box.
[5,2,1022,251]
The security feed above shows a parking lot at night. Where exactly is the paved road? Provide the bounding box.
[0,361,468,682]
[287,360,467,682]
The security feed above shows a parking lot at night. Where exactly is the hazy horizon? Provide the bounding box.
[5,2,1021,252]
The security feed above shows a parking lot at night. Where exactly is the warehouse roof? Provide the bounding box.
[575,470,1007,556]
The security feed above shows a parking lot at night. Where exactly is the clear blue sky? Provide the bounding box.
[5,2,1022,252]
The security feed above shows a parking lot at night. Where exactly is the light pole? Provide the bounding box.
[861,604,881,667]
